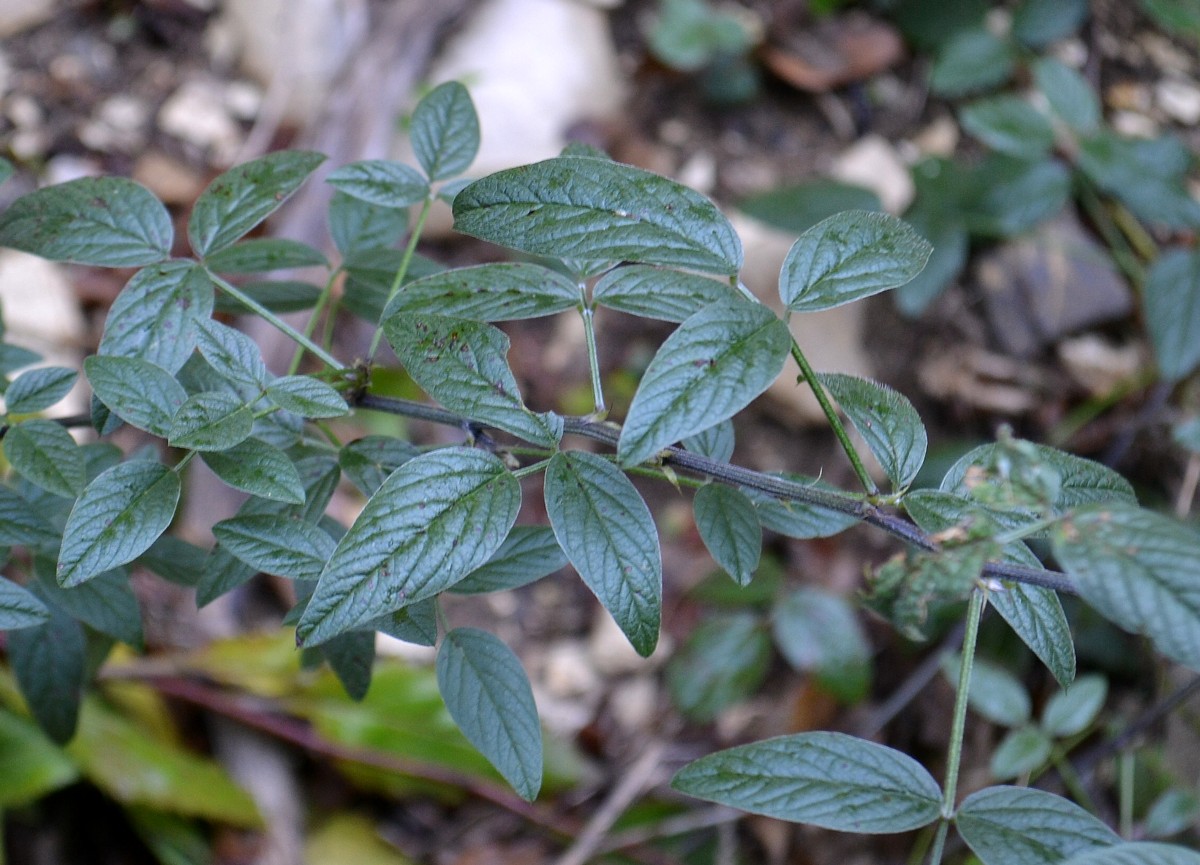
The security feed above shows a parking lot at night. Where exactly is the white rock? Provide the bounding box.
[374,633,436,664]
[910,115,959,158]
[1110,109,1159,139]
[1157,78,1200,125]
[7,94,43,129]
[830,134,914,213]
[541,639,601,697]
[731,212,874,425]
[79,94,148,152]
[215,0,368,125]
[158,79,243,165]
[0,0,55,38]
[608,676,658,731]
[1057,335,1144,398]
[43,154,101,185]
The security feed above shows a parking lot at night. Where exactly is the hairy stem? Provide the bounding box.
[353,392,1078,595]
[207,271,343,370]
[368,196,434,360]
[580,298,607,417]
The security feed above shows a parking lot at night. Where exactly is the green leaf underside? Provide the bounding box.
[202,439,306,504]
[544,451,662,656]
[203,237,328,273]
[668,614,772,722]
[382,263,579,322]
[1053,504,1200,671]
[451,526,568,594]
[991,727,1054,779]
[592,265,731,322]
[956,785,1119,865]
[0,176,172,266]
[437,627,543,801]
[297,448,520,646]
[780,211,933,313]
[989,579,1076,689]
[1033,58,1100,133]
[195,546,255,608]
[683,418,736,463]
[212,280,323,314]
[0,485,60,550]
[35,565,143,648]
[0,577,50,630]
[168,392,254,451]
[453,156,743,275]
[385,313,563,448]
[328,190,408,258]
[1144,249,1200,382]
[930,28,1015,96]
[772,588,871,704]
[8,600,86,743]
[943,653,1031,727]
[618,299,790,467]
[320,631,376,701]
[327,160,429,208]
[213,515,337,580]
[266,376,349,418]
[85,355,188,438]
[338,436,421,497]
[195,318,269,392]
[189,150,325,257]
[3,419,85,498]
[1041,674,1107,738]
[959,95,1055,159]
[818,372,927,489]
[410,81,480,182]
[746,477,858,539]
[672,731,942,833]
[5,366,78,414]
[57,461,181,587]
[1061,844,1200,865]
[98,261,215,374]
[693,484,761,585]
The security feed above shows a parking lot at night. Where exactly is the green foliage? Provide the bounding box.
[0,77,1198,864]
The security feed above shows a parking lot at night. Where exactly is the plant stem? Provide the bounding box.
[207,271,343,370]
[512,459,551,480]
[289,267,341,376]
[352,392,1079,595]
[925,821,950,865]
[580,296,607,417]
[1119,750,1135,838]
[368,196,434,360]
[788,340,878,495]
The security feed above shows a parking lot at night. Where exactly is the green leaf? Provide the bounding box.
[1033,58,1100,134]
[1062,844,1200,865]
[0,156,11,186]
[0,708,80,807]
[780,211,932,313]
[545,450,662,656]
[1041,674,1107,738]
[693,484,761,586]
[956,785,1119,865]
[451,526,568,594]
[194,318,269,392]
[203,238,328,273]
[8,599,86,743]
[3,418,85,498]
[57,461,181,587]
[746,478,858,540]
[341,249,444,321]
[990,726,1053,779]
[683,419,735,463]
[1175,417,1200,454]
[437,627,542,801]
[168,392,254,451]
[195,545,255,608]
[895,203,968,317]
[961,155,1072,237]
[321,631,376,701]
[772,588,872,703]
[367,599,438,648]
[98,261,215,373]
[385,313,563,448]
[739,179,882,235]
[410,81,480,182]
[1145,789,1200,839]
[0,176,171,266]
[0,577,50,629]
[0,343,42,375]
[1139,0,1200,38]
[1144,249,1200,382]
[1077,133,1200,230]
[617,299,790,466]
[328,160,430,208]
[189,150,325,257]
[265,375,349,418]
[1012,0,1089,47]
[382,263,580,322]
[818,373,927,489]
[666,613,772,721]
[942,653,1031,727]
[211,279,323,314]
[338,436,421,497]
[328,191,408,258]
[1053,504,1200,671]
[34,564,143,648]
[69,699,261,826]
[297,448,520,646]
[84,355,188,438]
[960,96,1055,159]
[0,485,60,550]
[5,366,78,414]
[213,514,337,580]
[672,731,942,832]
[592,265,731,322]
[202,438,306,504]
[137,535,209,587]
[929,28,1015,96]
[990,581,1077,689]
[453,156,743,275]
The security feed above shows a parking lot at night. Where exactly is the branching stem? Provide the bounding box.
[368,196,434,360]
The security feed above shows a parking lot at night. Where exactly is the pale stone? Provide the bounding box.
[910,115,959,158]
[79,94,148,152]
[133,152,206,204]
[158,79,243,165]
[541,639,600,697]
[43,154,101,185]
[587,609,671,676]
[0,0,55,38]
[1157,78,1200,125]
[1110,109,1159,139]
[829,134,914,214]
[609,676,659,731]
[676,151,717,195]
[1057,335,1144,398]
